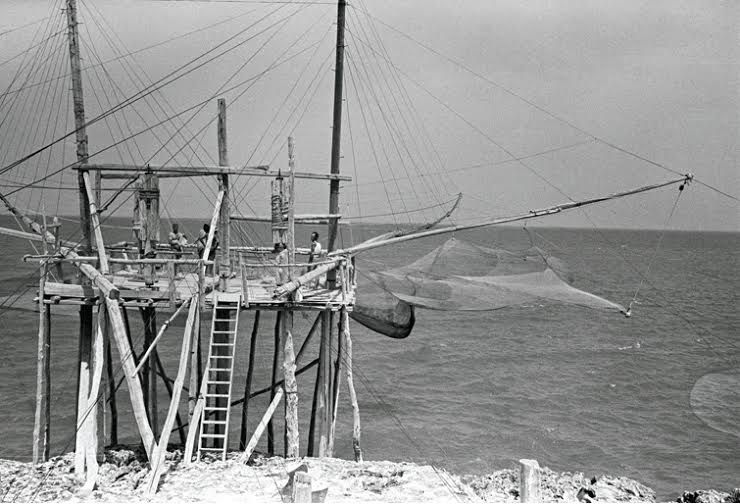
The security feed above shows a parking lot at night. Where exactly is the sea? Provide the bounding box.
[0,217,737,501]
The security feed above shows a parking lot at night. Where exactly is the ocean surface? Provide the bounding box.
[0,217,737,500]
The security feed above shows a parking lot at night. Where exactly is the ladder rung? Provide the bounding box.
[211,342,235,346]
[214,318,237,322]
[210,355,233,359]
[212,330,235,334]
[203,420,228,425]
[207,381,232,385]
[198,447,226,451]
[205,393,231,397]
[200,433,227,438]
[204,406,229,411]
[208,368,231,372]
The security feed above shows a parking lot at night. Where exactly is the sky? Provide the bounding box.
[0,0,737,232]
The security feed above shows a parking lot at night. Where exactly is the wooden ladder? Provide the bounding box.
[196,292,242,461]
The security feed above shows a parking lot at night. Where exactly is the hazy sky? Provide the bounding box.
[1,0,737,232]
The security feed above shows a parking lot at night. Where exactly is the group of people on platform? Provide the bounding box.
[166,222,323,286]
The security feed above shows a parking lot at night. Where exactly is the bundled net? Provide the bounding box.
[350,238,625,338]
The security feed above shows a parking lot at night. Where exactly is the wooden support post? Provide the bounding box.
[105,325,118,446]
[317,311,331,457]
[105,298,157,461]
[283,309,299,458]
[268,312,281,455]
[139,173,160,285]
[188,304,201,421]
[217,98,230,288]
[32,260,51,464]
[52,216,63,280]
[238,388,284,463]
[145,308,159,437]
[154,353,187,446]
[328,312,344,456]
[291,472,312,503]
[342,308,362,462]
[145,298,197,496]
[271,179,283,246]
[519,459,541,503]
[75,309,93,476]
[240,311,260,450]
[81,171,109,274]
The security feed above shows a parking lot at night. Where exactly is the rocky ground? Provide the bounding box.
[0,447,737,502]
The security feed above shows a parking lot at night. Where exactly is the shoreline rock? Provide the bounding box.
[0,447,735,502]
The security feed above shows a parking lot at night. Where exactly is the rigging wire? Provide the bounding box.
[349,4,740,205]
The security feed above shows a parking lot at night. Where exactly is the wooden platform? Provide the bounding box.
[40,271,355,312]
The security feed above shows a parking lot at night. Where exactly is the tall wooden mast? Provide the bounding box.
[66,0,98,477]
[66,0,92,251]
[327,0,347,253]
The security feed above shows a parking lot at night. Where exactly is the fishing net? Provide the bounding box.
[350,238,626,338]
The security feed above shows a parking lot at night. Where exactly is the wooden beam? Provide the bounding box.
[317,312,330,457]
[77,163,352,181]
[105,298,157,461]
[133,299,191,375]
[272,260,340,299]
[81,171,109,274]
[145,298,197,496]
[268,312,281,455]
[519,459,541,502]
[238,387,284,463]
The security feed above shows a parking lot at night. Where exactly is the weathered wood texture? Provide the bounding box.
[342,309,362,461]
[519,459,541,503]
[239,387,284,463]
[32,260,51,464]
[240,311,260,450]
[145,297,198,496]
[217,98,230,280]
[282,310,299,458]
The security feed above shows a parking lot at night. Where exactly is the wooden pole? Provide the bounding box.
[342,309,362,461]
[327,0,347,254]
[154,352,187,446]
[145,299,197,496]
[239,311,260,450]
[32,260,51,464]
[146,309,159,437]
[328,312,344,456]
[238,387,284,463]
[105,298,157,461]
[74,311,93,476]
[268,312,281,455]
[217,98,230,287]
[105,328,118,446]
[317,312,331,457]
[282,309,299,458]
[519,459,541,503]
[188,306,201,421]
[307,361,320,457]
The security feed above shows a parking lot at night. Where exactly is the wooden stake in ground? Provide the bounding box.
[282,309,299,458]
[519,459,541,503]
[239,387,284,463]
[268,312,281,455]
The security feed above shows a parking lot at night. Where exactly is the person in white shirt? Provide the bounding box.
[308,231,322,269]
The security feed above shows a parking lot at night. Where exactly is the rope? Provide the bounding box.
[626,180,687,316]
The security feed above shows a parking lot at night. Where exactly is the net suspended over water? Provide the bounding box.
[350,238,626,338]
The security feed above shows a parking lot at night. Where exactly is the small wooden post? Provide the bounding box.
[292,472,312,503]
[217,98,230,289]
[75,309,93,476]
[52,216,63,279]
[188,303,201,421]
[519,459,541,503]
[240,311,260,450]
[32,258,51,463]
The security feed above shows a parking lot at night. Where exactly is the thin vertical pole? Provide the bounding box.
[268,312,281,455]
[327,0,347,254]
[105,325,118,446]
[32,260,51,463]
[217,98,230,286]
[317,311,331,456]
[240,311,260,450]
